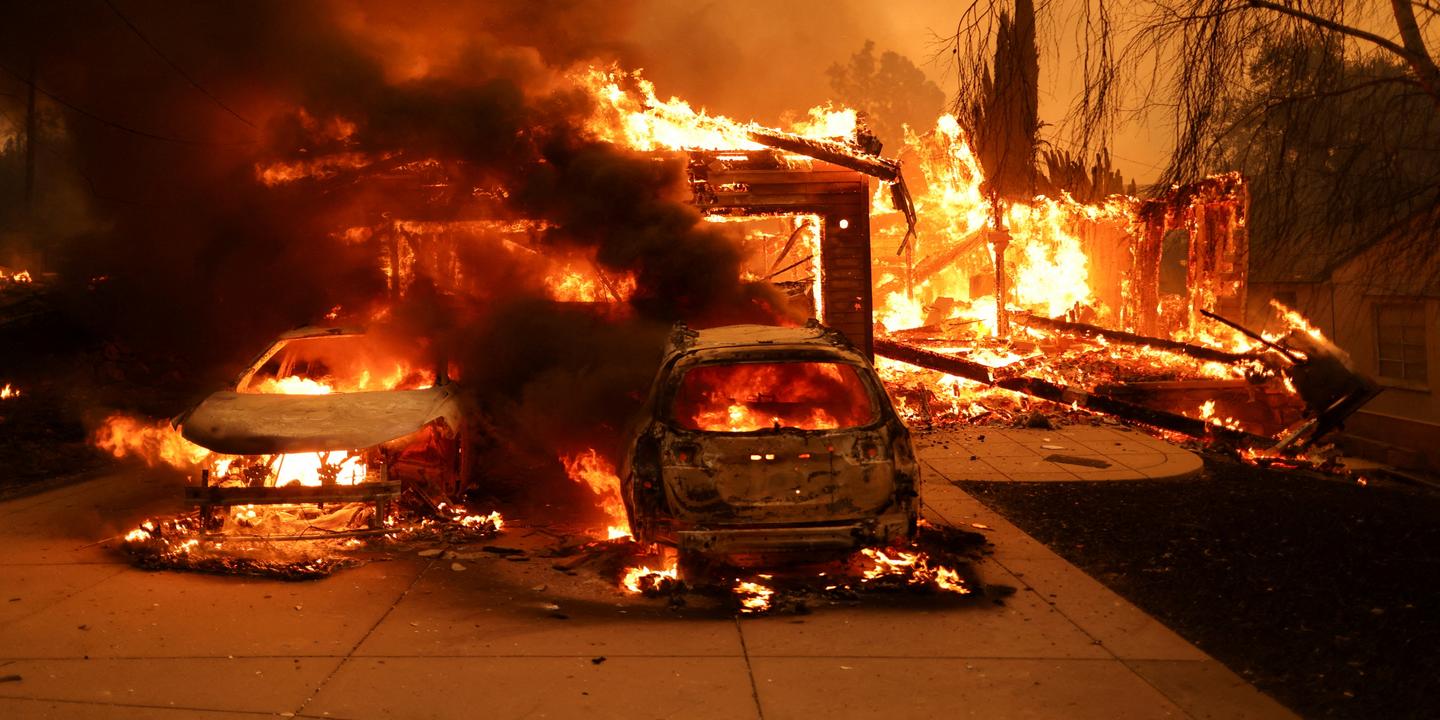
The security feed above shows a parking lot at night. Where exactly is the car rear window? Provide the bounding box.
[671,361,878,432]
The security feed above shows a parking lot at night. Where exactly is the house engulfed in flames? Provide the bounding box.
[269,69,1374,463]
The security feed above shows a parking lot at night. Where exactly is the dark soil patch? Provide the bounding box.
[0,312,210,499]
[969,460,1440,720]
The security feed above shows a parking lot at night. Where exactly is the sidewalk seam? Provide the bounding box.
[734,617,766,720]
[924,494,1202,720]
[291,559,433,717]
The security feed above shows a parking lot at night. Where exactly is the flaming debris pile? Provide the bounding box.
[621,563,680,595]
[859,548,970,594]
[733,579,776,613]
[119,502,503,580]
[0,383,18,400]
[123,516,362,581]
[608,524,988,614]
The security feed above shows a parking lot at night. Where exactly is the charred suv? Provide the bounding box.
[621,321,919,568]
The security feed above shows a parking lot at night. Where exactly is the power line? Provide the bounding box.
[101,0,256,130]
[0,60,254,147]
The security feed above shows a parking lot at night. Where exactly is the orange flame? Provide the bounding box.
[92,413,210,469]
[560,449,631,539]
[580,67,857,152]
[733,579,775,613]
[860,548,970,594]
[621,563,678,593]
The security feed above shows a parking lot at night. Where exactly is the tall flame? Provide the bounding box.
[561,449,631,539]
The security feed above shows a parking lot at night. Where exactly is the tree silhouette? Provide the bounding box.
[826,40,946,152]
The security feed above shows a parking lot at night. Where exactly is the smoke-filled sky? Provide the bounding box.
[625,0,1174,182]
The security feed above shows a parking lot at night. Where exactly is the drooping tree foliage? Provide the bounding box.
[1214,35,1440,279]
[1134,1,1440,281]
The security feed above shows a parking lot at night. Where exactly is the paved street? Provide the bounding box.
[0,434,1290,719]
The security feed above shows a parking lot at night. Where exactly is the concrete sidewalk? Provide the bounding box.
[0,461,1288,719]
[919,425,1204,482]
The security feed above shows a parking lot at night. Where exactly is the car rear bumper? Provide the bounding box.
[676,512,913,556]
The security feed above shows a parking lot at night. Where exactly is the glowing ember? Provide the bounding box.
[561,449,631,539]
[458,510,505,531]
[859,548,971,594]
[1,268,32,284]
[121,515,361,580]
[621,563,678,594]
[733,579,775,613]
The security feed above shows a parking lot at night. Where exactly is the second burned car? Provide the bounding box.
[176,325,475,530]
[621,321,919,573]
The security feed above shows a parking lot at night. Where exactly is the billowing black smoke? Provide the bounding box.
[0,0,798,508]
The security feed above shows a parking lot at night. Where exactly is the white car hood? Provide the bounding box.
[180,386,459,455]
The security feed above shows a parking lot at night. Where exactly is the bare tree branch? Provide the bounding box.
[1245,1,1411,59]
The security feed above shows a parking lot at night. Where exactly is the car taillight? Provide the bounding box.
[673,444,699,465]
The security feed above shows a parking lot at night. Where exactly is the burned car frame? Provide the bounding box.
[175,326,473,532]
[621,321,919,570]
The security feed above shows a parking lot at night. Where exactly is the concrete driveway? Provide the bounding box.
[0,457,1292,719]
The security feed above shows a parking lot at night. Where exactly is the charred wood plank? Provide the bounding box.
[745,129,900,182]
[877,230,985,297]
[1013,312,1255,364]
[766,254,814,281]
[768,219,813,276]
[874,338,996,385]
[1199,309,1301,363]
[874,338,1272,447]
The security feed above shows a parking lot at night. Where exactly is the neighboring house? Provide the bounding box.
[1247,230,1440,472]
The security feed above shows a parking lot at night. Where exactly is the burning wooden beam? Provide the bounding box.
[874,337,1274,447]
[1012,311,1256,364]
[744,127,918,250]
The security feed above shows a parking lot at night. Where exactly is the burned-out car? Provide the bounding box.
[176,326,472,529]
[621,321,919,569]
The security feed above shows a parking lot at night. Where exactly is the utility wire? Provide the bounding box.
[0,60,254,147]
[101,0,256,130]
